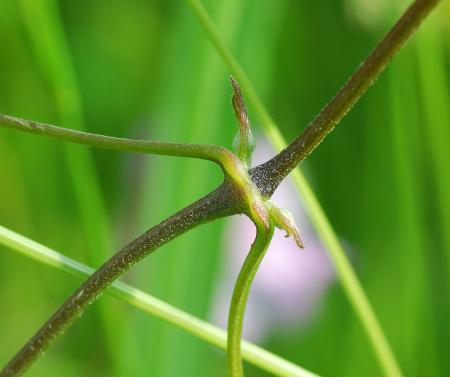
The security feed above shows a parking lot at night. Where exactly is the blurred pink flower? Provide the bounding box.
[210,138,337,342]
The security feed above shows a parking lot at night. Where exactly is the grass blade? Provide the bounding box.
[16,0,119,368]
[17,0,110,263]
[0,224,319,377]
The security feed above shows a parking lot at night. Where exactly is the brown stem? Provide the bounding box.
[250,0,441,197]
[0,181,242,377]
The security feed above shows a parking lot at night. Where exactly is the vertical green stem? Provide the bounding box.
[228,222,275,377]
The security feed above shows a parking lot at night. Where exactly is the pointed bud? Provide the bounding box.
[230,76,255,168]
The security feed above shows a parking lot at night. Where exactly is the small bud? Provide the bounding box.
[230,76,255,168]
[268,202,304,249]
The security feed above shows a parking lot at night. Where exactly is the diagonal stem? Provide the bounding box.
[251,0,441,193]
[0,183,240,377]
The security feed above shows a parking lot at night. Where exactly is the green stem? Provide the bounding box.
[0,224,318,377]
[228,222,275,377]
[0,113,232,166]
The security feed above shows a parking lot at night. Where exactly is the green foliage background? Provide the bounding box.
[0,0,449,376]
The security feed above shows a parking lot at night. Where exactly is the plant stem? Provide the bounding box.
[0,224,319,377]
[0,114,232,166]
[227,223,274,377]
[251,0,442,194]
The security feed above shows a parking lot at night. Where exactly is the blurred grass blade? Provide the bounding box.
[415,16,450,371]
[0,224,319,377]
[186,1,403,376]
[17,0,110,263]
[389,48,439,375]
[16,0,120,368]
[416,16,450,289]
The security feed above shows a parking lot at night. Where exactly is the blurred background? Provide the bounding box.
[0,0,449,376]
